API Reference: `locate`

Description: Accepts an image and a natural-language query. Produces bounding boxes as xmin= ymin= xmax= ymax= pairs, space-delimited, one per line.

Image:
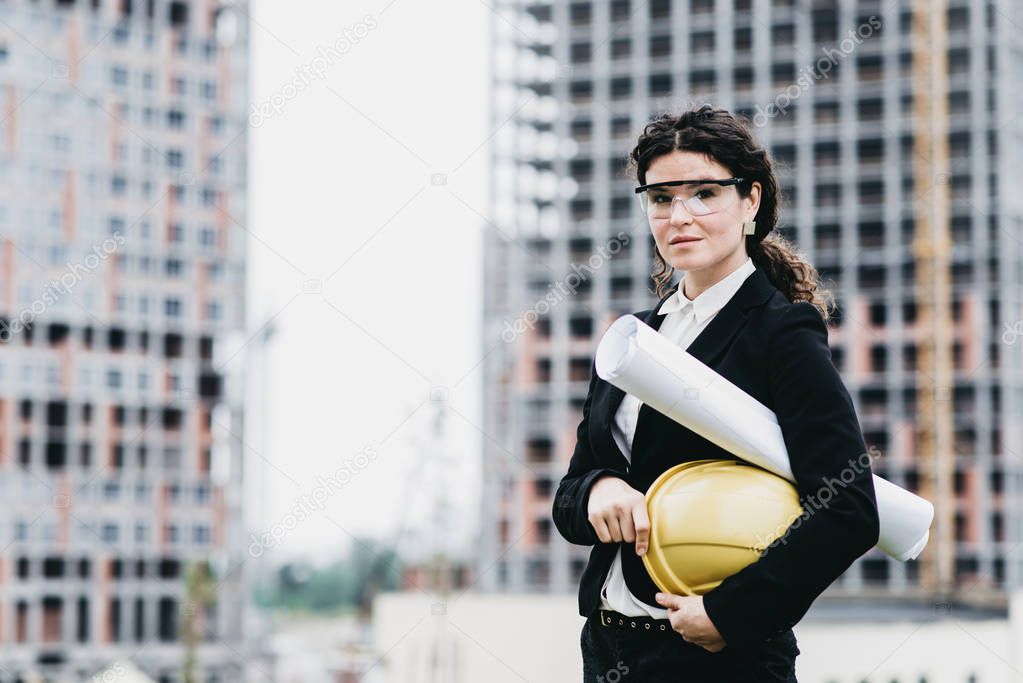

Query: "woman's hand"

xmin=654 ymin=593 xmax=726 ymax=652
xmin=586 ymin=475 xmax=650 ymax=555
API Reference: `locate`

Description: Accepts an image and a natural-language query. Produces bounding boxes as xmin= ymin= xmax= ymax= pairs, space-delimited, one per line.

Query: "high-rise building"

xmin=0 ymin=1 xmax=249 ymax=681
xmin=482 ymin=0 xmax=1023 ymax=605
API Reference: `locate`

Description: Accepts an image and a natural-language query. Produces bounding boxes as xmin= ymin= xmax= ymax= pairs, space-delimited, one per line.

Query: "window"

xmin=570 ymin=42 xmax=591 ymax=64
xmin=857 ymin=139 xmax=885 ymax=164
xmin=164 ymin=298 xmax=182 ymax=318
xmin=859 ymin=180 xmax=884 ymax=204
xmin=111 ymin=175 xmax=127 ymax=196
xmin=650 ymin=73 xmax=675 ymax=97
xmin=110 ymin=66 xmax=129 ymax=86
xmin=812 ymin=8 xmax=839 ymax=41
xmin=815 ymin=101 xmax=839 ymax=123
xmin=649 ymin=34 xmax=671 ymax=58
xmin=857 ymin=98 xmax=884 ymax=121
xmin=856 ymin=55 xmax=883 ymax=81
xmin=735 ymin=26 xmax=752 ymax=51
xmin=771 ymin=24 xmax=795 ymax=46
xmin=734 ymin=66 xmax=754 ymax=90
xmin=690 ymin=69 xmax=715 ymax=89
xmin=649 ymin=0 xmax=670 ymax=18
xmin=691 ymin=31 xmax=714 ymax=53
xmin=815 ymin=183 xmax=841 ymax=207
xmin=771 ymin=62 xmax=796 ymax=85
xmin=569 ymin=2 xmax=592 ymax=25
xmin=570 ymin=119 xmax=592 ymax=142
xmin=610 ymin=77 xmax=631 ymax=99
xmin=569 ymin=80 xmax=592 ymax=103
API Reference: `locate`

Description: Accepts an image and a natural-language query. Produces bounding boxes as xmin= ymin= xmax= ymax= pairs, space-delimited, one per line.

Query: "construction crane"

xmin=911 ymin=0 xmax=955 ymax=597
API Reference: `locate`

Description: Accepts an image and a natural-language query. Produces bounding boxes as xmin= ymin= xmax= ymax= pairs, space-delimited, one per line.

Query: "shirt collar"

xmin=657 ymin=257 xmax=756 ymax=323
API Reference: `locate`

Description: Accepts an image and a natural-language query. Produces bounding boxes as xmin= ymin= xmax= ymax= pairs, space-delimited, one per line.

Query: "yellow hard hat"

xmin=642 ymin=459 xmax=804 ymax=596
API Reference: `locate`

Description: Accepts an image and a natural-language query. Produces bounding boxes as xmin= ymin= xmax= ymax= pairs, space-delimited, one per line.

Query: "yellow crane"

xmin=911 ymin=0 xmax=955 ymax=597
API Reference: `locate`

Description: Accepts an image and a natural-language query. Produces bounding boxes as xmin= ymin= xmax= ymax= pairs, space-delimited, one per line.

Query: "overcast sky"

xmin=242 ymin=0 xmax=489 ymax=566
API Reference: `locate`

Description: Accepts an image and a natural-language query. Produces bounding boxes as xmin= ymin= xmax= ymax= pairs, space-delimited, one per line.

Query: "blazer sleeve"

xmin=701 ymin=301 xmax=881 ymax=649
xmin=552 ymin=361 xmax=627 ymax=546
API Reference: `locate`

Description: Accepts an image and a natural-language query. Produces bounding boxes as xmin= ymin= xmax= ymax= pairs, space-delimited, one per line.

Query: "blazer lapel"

xmin=602 ymin=267 xmax=777 ymax=467
xmin=603 ymin=287 xmax=675 ymax=421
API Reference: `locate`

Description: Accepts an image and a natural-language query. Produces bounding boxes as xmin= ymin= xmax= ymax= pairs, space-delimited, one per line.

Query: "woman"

xmin=551 ymin=105 xmax=880 ymax=682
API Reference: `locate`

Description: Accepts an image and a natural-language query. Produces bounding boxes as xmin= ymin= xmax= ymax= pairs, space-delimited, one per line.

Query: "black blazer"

xmin=553 ymin=266 xmax=881 ymax=652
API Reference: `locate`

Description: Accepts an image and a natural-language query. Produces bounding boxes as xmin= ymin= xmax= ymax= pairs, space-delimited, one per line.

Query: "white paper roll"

xmin=595 ymin=314 xmax=934 ymax=562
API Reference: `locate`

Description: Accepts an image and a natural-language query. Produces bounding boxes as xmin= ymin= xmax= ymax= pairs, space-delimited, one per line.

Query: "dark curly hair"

xmin=626 ymin=105 xmax=835 ymax=322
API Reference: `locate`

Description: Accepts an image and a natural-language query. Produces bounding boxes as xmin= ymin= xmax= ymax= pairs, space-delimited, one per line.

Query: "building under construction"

xmin=0 ymin=1 xmax=250 ymax=681
xmin=481 ymin=0 xmax=1023 ymax=609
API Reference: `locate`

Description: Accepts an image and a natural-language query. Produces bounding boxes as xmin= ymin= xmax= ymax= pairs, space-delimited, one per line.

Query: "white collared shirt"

xmin=599 ymin=256 xmax=757 ymax=618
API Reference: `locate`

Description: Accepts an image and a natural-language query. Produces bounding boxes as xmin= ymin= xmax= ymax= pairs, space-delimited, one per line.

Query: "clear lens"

xmin=639 ymin=184 xmax=734 ymax=218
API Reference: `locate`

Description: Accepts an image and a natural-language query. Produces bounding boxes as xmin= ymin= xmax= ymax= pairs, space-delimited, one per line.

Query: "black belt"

xmin=597 ymin=608 xmax=673 ymax=633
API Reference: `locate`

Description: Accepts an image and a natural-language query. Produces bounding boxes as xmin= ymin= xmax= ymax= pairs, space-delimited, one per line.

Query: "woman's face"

xmin=644 ymin=150 xmax=761 ymax=281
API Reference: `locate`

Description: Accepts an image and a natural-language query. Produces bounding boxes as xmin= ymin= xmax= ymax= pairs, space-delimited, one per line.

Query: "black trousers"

xmin=580 ymin=614 xmax=799 ymax=683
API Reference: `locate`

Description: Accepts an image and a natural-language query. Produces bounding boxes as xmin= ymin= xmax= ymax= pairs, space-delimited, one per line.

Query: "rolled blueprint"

xmin=595 ymin=314 xmax=933 ymax=561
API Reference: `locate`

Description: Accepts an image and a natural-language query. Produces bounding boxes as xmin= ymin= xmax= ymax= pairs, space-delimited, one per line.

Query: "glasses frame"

xmin=634 ymin=177 xmax=749 ymax=217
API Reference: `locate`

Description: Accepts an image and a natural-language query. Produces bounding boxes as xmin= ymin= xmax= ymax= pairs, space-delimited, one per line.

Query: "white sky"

xmin=241 ymin=0 xmax=490 ymax=566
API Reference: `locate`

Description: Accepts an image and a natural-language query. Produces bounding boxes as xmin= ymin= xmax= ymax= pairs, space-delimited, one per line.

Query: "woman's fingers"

xmin=667 ymin=608 xmax=687 ymax=636
xmin=632 ymin=502 xmax=651 ymax=555
xmin=587 ymin=479 xmax=651 ymax=548
xmin=618 ymin=504 xmax=636 ymax=544
xmin=605 ymin=514 xmax=624 ymax=543
xmin=588 ymin=513 xmax=611 ymax=544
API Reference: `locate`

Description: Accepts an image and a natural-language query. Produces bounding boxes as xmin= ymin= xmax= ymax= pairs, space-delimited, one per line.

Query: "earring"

xmin=743 ymin=220 xmax=756 ymax=235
